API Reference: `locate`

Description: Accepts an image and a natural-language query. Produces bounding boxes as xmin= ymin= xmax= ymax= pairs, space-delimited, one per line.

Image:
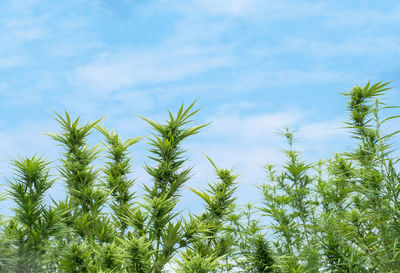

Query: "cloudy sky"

xmin=1 ymin=0 xmax=400 ymax=215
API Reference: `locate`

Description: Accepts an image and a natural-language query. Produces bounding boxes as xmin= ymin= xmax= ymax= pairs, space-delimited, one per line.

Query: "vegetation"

xmin=0 ymin=81 xmax=399 ymax=272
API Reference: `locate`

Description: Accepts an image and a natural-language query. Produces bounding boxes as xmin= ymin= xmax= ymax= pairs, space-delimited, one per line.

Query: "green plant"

xmin=96 ymin=125 xmax=142 ymax=235
xmin=5 ymin=156 xmax=67 ymax=272
xmin=0 ymin=80 xmax=398 ymax=272
xmin=187 ymin=156 xmax=238 ymax=272
xmin=260 ymin=81 xmax=400 ymax=272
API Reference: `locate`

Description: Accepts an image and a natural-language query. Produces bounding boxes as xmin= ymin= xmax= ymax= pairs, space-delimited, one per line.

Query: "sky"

xmin=1 ymin=0 xmax=400 ymax=216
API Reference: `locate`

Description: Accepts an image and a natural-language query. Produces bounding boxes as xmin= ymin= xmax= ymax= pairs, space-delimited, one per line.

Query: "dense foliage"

xmin=0 ymin=81 xmax=399 ymax=272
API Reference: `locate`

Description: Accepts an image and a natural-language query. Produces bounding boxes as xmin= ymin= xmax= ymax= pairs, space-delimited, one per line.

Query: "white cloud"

xmin=205 ymin=110 xmax=304 ymax=141
xmin=154 ymin=0 xmax=325 ymax=20
xmin=298 ymin=118 xmax=347 ymax=141
xmin=195 ymin=67 xmax=359 ymax=95
xmin=0 ymin=12 xmax=48 ymax=53
xmin=0 ymin=56 xmax=27 ymax=70
xmin=76 ymin=43 xmax=231 ymax=92
xmin=286 ymin=36 xmax=400 ymax=58
xmin=74 ymin=0 xmax=386 ymax=96
xmin=324 ymin=5 xmax=400 ymax=27
xmin=194 ymin=0 xmax=265 ymax=16
xmin=271 ymin=68 xmax=354 ymax=85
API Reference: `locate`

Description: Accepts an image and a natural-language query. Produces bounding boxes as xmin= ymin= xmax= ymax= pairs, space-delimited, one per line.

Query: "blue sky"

xmin=1 ymin=0 xmax=400 ymax=215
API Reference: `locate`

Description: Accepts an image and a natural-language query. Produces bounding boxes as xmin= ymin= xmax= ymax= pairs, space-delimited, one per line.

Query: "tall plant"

xmin=184 ymin=156 xmax=238 ymax=272
xmin=96 ymin=125 xmax=141 ymax=234
xmin=261 ymin=129 xmax=319 ymax=272
xmin=0 ymin=81 xmax=398 ymax=272
xmin=48 ymin=112 xmax=108 ymax=242
xmin=342 ymin=81 xmax=400 ymax=271
xmin=5 ymin=156 xmax=66 ymax=272
xmin=136 ymin=101 xmax=208 ymax=272
xmin=260 ymin=81 xmax=400 ymax=272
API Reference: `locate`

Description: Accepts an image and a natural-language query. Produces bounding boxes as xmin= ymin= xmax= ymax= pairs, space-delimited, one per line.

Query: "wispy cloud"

xmin=76 ymin=44 xmax=231 ymax=92
xmin=205 ymin=110 xmax=304 ymax=141
xmin=269 ymin=68 xmax=355 ymax=85
xmin=324 ymin=4 xmax=400 ymax=27
xmin=193 ymin=0 xmax=267 ymax=16
xmin=74 ymin=7 xmax=235 ymax=93
xmin=0 ymin=56 xmax=27 ymax=70
xmin=149 ymin=0 xmax=325 ymax=20
xmin=286 ymin=36 xmax=400 ymax=57
xmin=298 ymin=118 xmax=347 ymax=141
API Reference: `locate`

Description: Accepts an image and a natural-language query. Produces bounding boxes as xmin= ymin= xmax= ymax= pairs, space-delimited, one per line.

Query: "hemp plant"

xmin=261 ymin=129 xmax=319 ymax=272
xmin=313 ymin=155 xmax=368 ymax=273
xmin=341 ymin=81 xmax=400 ymax=271
xmin=4 ymin=156 xmax=67 ymax=272
xmin=182 ymin=156 xmax=238 ymax=272
xmin=96 ymin=125 xmax=142 ymax=234
xmin=48 ymin=112 xmax=109 ymax=242
xmin=227 ymin=203 xmax=277 ymax=273
xmin=131 ymin=101 xmax=208 ymax=272
xmin=48 ymin=112 xmax=118 ymax=273
xmin=259 ymin=81 xmax=400 ymax=272
xmin=0 ymin=80 xmax=398 ymax=272
xmin=0 ymin=193 xmax=10 ymax=272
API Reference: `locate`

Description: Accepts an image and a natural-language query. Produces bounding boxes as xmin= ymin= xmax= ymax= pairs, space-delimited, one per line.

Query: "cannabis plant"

xmin=0 ymin=80 xmax=398 ymax=273
xmin=182 ymin=156 xmax=238 ymax=272
xmin=96 ymin=125 xmax=141 ymax=235
xmin=260 ymin=81 xmax=400 ymax=272
xmin=4 ymin=156 xmax=67 ymax=272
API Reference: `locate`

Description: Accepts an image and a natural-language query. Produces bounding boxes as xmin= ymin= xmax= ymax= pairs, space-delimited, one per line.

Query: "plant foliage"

xmin=0 ymin=81 xmax=399 ymax=272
